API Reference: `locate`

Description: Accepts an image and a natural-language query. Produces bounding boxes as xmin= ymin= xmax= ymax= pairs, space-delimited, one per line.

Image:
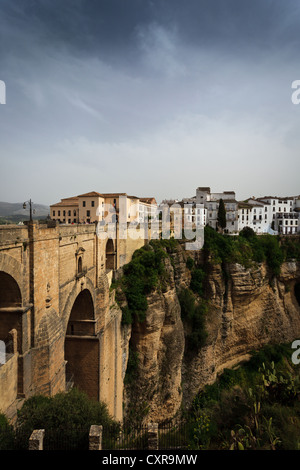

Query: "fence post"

xmin=148 ymin=423 xmax=158 ymax=450
xmin=29 ymin=429 xmax=45 ymax=450
xmin=89 ymin=425 xmax=103 ymax=450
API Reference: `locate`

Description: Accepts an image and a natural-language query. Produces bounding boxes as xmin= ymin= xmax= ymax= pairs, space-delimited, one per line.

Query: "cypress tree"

xmin=217 ymin=198 xmax=227 ymax=231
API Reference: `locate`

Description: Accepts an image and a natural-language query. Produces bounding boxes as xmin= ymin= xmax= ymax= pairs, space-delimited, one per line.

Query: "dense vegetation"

xmin=0 ymin=388 xmax=118 ymax=450
xmin=178 ymin=288 xmax=208 ymax=352
xmin=203 ymin=225 xmax=300 ymax=276
xmin=187 ymin=343 xmax=300 ymax=450
xmin=115 ymin=238 xmax=178 ymax=325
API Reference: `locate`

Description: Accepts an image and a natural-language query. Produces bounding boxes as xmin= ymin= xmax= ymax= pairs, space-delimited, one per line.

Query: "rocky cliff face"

xmin=123 ymin=242 xmax=300 ymax=423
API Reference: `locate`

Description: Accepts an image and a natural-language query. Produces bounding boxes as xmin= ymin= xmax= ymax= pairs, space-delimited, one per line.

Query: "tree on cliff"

xmin=217 ymin=199 xmax=226 ymax=232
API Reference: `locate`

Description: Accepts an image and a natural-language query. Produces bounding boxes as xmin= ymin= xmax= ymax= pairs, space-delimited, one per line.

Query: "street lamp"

xmin=23 ymin=199 xmax=35 ymax=221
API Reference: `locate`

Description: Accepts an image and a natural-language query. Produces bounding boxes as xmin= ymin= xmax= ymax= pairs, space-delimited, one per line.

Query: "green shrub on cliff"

xmin=203 ymin=225 xmax=289 ymax=276
xmin=190 ymin=267 xmax=206 ymax=296
xmin=119 ymin=239 xmax=178 ymax=324
xmin=178 ymin=287 xmax=208 ymax=351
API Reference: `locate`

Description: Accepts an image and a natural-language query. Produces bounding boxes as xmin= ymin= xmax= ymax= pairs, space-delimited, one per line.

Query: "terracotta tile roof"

xmin=238 ymin=201 xmax=253 ymax=209
xmin=139 ymin=197 xmax=157 ymax=205
xmin=77 ymin=191 xmax=105 ymax=198
xmin=101 ymin=193 xmax=128 ymax=197
xmin=50 ymin=197 xmax=79 ymax=207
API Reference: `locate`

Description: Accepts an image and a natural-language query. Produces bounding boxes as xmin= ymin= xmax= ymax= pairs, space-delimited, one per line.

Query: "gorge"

xmin=116 ymin=232 xmax=300 ymax=425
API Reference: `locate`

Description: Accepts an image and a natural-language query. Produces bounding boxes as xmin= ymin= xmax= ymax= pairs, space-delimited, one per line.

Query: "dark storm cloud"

xmin=1 ymin=0 xmax=300 ymax=60
xmin=0 ymin=1 xmax=299 ymax=204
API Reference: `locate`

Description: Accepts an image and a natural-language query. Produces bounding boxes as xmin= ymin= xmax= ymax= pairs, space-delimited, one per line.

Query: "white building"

xmin=138 ymin=197 xmax=158 ymax=223
xmin=196 ymin=187 xmax=238 ymax=233
xmin=257 ymin=196 xmax=300 ymax=234
xmin=162 ymin=189 xmax=300 ymax=237
xmin=243 ymin=198 xmax=273 ymax=234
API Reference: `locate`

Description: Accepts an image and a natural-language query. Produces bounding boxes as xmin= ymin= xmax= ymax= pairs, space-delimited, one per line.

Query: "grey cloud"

xmin=0 ymin=0 xmax=299 ymax=205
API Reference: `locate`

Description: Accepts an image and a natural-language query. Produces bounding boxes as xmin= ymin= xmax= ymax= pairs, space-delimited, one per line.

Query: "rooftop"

xmin=77 ymin=191 xmax=105 ymax=198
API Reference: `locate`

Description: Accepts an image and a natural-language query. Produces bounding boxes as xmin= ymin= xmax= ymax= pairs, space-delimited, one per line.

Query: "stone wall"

xmin=0 ymin=222 xmax=147 ymax=421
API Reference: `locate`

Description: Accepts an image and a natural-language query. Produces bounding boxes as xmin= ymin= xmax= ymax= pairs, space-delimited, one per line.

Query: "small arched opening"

xmin=77 ymin=256 xmax=83 ymax=274
xmin=105 ymin=238 xmax=115 ymax=271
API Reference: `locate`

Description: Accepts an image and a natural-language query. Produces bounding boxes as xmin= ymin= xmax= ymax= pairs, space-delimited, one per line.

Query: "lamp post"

xmin=23 ymin=199 xmax=35 ymax=221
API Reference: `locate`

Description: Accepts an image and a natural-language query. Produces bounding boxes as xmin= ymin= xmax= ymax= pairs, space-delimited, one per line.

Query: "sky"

xmin=0 ymin=0 xmax=300 ymax=206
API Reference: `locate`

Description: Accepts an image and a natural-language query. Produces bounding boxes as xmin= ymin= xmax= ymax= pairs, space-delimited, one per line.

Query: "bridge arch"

xmin=61 ymin=277 xmax=96 ymax=334
xmin=64 ymin=286 xmax=99 ymax=399
xmin=0 ymin=253 xmax=24 ymax=306
xmin=0 ymin=271 xmax=22 ymax=308
xmin=0 ymin=270 xmax=23 ymax=355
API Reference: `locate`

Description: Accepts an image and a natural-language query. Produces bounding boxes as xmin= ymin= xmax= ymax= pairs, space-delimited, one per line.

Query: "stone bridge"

xmin=0 ymin=220 xmax=146 ymax=421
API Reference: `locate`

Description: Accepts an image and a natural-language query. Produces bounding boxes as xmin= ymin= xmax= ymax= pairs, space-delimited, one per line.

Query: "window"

xmin=68 ymin=219 xmax=71 ymax=224
xmin=87 ymin=210 xmax=90 ymax=217
xmin=73 ymin=219 xmax=76 ymax=223
xmin=53 ymin=210 xmax=55 ymax=216
xmin=63 ymin=210 xmax=66 ymax=216
xmin=91 ymin=200 xmax=95 ymax=207
xmin=74 ymin=210 xmax=76 ymax=216
xmin=83 ymin=201 xmax=86 ymax=207
xmin=273 ymin=207 xmax=275 ymax=212
xmin=78 ymin=257 xmax=82 ymax=274
xmin=68 ymin=210 xmax=71 ymax=216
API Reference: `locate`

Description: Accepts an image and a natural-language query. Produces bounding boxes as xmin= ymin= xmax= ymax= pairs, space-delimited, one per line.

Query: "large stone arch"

xmin=0 ymin=258 xmax=25 ymax=357
xmin=0 ymin=253 xmax=25 ymax=306
xmin=61 ymin=276 xmax=96 ymax=335
xmin=0 ymin=271 xmax=22 ymax=308
xmin=63 ymin=279 xmax=100 ymax=399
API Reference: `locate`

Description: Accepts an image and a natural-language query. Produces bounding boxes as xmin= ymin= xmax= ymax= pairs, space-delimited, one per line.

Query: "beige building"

xmin=77 ymin=191 xmax=105 ymax=224
xmin=50 ymin=192 xmax=157 ymax=225
xmin=50 ymin=197 xmax=79 ymax=224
